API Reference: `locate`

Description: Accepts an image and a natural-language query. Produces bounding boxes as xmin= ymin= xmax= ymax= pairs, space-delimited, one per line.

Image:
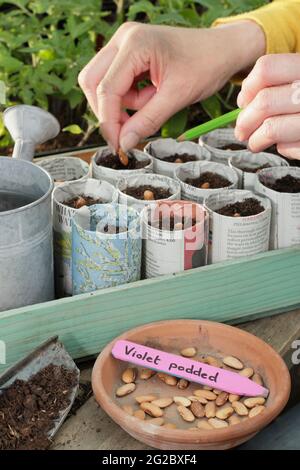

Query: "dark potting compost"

xmin=0 ymin=191 xmax=36 ymax=212
xmin=97 ymin=152 xmax=149 ymax=170
xmin=237 ymin=164 xmax=271 ymax=173
xmin=220 ymin=143 xmax=247 ymax=151
xmin=124 ymin=185 xmax=172 ymax=200
xmin=216 ymin=198 xmax=265 ymax=217
xmin=185 ymin=172 xmax=231 ymax=189
xmin=63 ymin=195 xmax=104 ymax=209
xmin=0 ymin=364 xmax=78 ymax=450
xmin=161 ymin=153 xmax=198 ymax=164
xmin=150 ymin=215 xmax=196 ymax=231
xmin=264 ymin=175 xmax=300 ymax=193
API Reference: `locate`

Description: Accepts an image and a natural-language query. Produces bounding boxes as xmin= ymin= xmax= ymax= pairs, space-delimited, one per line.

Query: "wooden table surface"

xmin=52 ymin=308 xmax=300 ymax=450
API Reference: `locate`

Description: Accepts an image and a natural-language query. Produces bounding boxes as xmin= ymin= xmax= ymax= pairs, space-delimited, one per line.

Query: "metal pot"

xmin=0 ymin=105 xmax=60 ymax=311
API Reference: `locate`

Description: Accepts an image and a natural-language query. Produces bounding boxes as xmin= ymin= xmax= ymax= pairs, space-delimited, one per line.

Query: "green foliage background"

xmin=0 ymin=0 xmax=269 ymax=148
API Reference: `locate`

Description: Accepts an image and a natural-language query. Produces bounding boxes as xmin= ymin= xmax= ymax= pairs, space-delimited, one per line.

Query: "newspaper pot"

xmin=72 ymin=203 xmax=141 ymax=294
xmin=141 ymin=200 xmax=208 ymax=278
xmin=205 ymin=190 xmax=271 ymax=264
xmin=255 ymin=167 xmax=300 ymax=249
xmin=175 ymin=161 xmax=238 ymax=204
xmin=0 ymin=156 xmax=54 ymax=311
xmin=199 ymin=128 xmax=248 ymax=165
xmin=53 ymin=178 xmax=118 ymax=297
xmin=117 ymin=173 xmax=181 ymax=212
xmin=229 ymin=151 xmax=288 ymax=190
xmin=144 ymin=138 xmax=211 ymax=177
xmin=91 ymin=146 xmax=153 ymax=186
xmin=37 ymin=156 xmax=90 ymax=185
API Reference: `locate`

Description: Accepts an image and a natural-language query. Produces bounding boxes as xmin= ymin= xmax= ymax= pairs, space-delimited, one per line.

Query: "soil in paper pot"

xmin=263 ymin=174 xmax=300 ymax=193
xmin=97 ymin=151 xmax=150 ymax=170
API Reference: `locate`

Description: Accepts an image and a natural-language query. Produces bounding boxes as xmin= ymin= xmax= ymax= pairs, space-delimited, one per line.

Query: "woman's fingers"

xmin=235 ymin=84 xmax=300 ymax=141
xmin=122 ymin=85 xmax=156 ymax=110
xmin=237 ymin=54 xmax=300 ymax=108
xmin=277 ymin=141 xmax=300 ymax=160
xmin=247 ymin=114 xmax=300 ymax=152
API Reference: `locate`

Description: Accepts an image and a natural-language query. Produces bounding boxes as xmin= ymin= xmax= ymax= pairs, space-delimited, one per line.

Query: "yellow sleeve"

xmin=213 ymin=0 xmax=300 ymax=54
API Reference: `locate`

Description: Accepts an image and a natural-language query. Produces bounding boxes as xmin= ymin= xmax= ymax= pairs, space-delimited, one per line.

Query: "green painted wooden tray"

xmin=0 ymin=246 xmax=300 ymax=373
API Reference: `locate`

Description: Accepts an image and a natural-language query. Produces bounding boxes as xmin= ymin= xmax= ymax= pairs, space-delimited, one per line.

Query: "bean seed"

xmin=239 ymin=367 xmax=254 ymax=378
xmin=180 ymin=347 xmax=197 ymax=358
xmin=233 ymin=213 xmax=241 ymax=217
xmin=157 ymin=373 xmax=177 ymax=386
xmin=216 ymin=406 xmax=234 ymax=420
xmin=194 ymin=390 xmax=217 ymax=401
xmin=152 ymin=397 xmax=173 ymax=408
xmin=205 ymin=401 xmax=216 ymax=418
xmin=140 ymin=402 xmax=163 ymax=418
xmin=232 ymin=401 xmax=249 ymax=416
xmin=190 ymin=401 xmax=205 ymax=418
xmin=203 ymin=385 xmax=213 ymax=391
xmin=177 ymin=379 xmax=189 ymax=390
xmin=252 ymin=373 xmax=264 ymax=386
xmin=118 ymin=148 xmax=129 ymax=166
xmin=244 ymin=397 xmax=266 ymax=409
xmin=249 ymin=405 xmax=265 ymax=418
xmin=197 ymin=420 xmax=213 ymax=430
xmin=175 ymin=158 xmax=183 ymax=164
xmin=139 ymin=369 xmax=156 ymax=380
xmin=216 ymin=392 xmax=229 ymax=407
xmin=229 ymin=394 xmax=240 ymax=403
xmin=204 ymin=356 xmax=222 ymax=368
xmin=201 ymin=182 xmax=210 ymax=189
xmin=148 ymin=417 xmax=164 ymax=426
xmin=213 ymin=389 xmax=222 ymax=395
xmin=122 ymin=405 xmax=133 ymax=415
xmin=222 ymin=356 xmax=244 ymax=370
xmin=144 ymin=190 xmax=154 ymax=201
xmin=208 ymin=418 xmax=229 ymax=429
xmin=177 ymin=405 xmax=195 ymax=423
xmin=173 ymin=396 xmax=191 ymax=407
xmin=228 ymin=415 xmax=242 ymax=426
xmin=135 ymin=395 xmax=157 ymax=404
xmin=134 ymin=410 xmax=145 ymax=420
xmin=74 ymin=197 xmax=86 ymax=209
xmin=116 ymin=383 xmax=136 ymax=397
xmin=122 ymin=367 xmax=137 ymax=384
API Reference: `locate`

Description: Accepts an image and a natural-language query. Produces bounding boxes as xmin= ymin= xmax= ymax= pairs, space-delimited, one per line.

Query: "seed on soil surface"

xmin=216 ymin=406 xmax=234 ymax=420
xmin=64 ymin=195 xmax=103 ymax=209
xmin=229 ymin=394 xmax=240 ymax=403
xmin=233 ymin=213 xmax=240 ymax=217
xmin=152 ymin=398 xmax=173 ymax=408
xmin=200 ymin=182 xmax=210 ymax=189
xmin=190 ymin=401 xmax=205 ymax=418
xmin=244 ymin=397 xmax=266 ymax=409
xmin=143 ymin=190 xmax=155 ymax=201
xmin=177 ymin=379 xmax=189 ymax=390
xmin=175 ymin=158 xmax=183 ymax=164
xmin=163 ymin=423 xmax=177 ymax=429
xmin=216 ymin=199 xmax=264 ymax=217
xmin=139 ymin=369 xmax=156 ymax=380
xmin=252 ymin=373 xmax=264 ymax=386
xmin=177 ymin=405 xmax=195 ymax=423
xmin=197 ymin=419 xmax=213 ymax=430
xmin=122 ymin=405 xmax=134 ymax=415
xmin=194 ymin=390 xmax=217 ymax=401
xmin=134 ymin=410 xmax=145 ymax=420
xmin=208 ymin=418 xmax=229 ymax=429
xmin=205 ymin=401 xmax=216 ymax=419
xmin=157 ymin=373 xmax=177 ymax=386
xmin=239 ymin=368 xmax=254 ymax=378
xmin=249 ymin=405 xmax=266 ymax=418
xmin=228 ymin=415 xmax=242 ymax=425
xmin=118 ymin=148 xmax=129 ymax=167
xmin=116 ymin=383 xmax=136 ymax=397
xmin=232 ymin=401 xmax=249 ymax=416
xmin=180 ymin=347 xmax=197 ymax=357
xmin=135 ymin=395 xmax=157 ymax=404
xmin=222 ymin=356 xmax=244 ymax=370
xmin=186 ymin=172 xmax=231 ymax=190
xmin=148 ymin=417 xmax=165 ymax=426
xmin=140 ymin=402 xmax=163 ymax=418
xmin=173 ymin=396 xmax=191 ymax=407
xmin=163 ymin=153 xmax=198 ymax=164
xmin=216 ymin=392 xmax=229 ymax=407
xmin=122 ymin=367 xmax=137 ymax=384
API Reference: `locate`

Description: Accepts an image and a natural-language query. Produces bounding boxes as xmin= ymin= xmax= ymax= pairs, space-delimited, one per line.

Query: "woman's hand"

xmin=236 ymin=54 xmax=300 ymax=160
xmin=78 ymin=21 xmax=265 ymax=151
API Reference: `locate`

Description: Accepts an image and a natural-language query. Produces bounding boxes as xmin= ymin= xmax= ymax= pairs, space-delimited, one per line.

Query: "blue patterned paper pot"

xmin=72 ymin=203 xmax=142 ymax=294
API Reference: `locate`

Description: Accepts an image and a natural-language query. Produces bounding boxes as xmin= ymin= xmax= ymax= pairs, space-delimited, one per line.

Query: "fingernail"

xmin=120 ymin=131 xmax=139 ymax=152
xmin=237 ymin=92 xmax=244 ymax=109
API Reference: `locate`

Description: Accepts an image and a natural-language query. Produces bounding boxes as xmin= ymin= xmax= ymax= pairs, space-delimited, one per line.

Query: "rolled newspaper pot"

xmin=199 ymin=128 xmax=248 ymax=165
xmin=205 ymin=190 xmax=271 ymax=264
xmin=144 ymin=138 xmax=210 ymax=177
xmin=229 ymin=151 xmax=289 ymax=190
xmin=117 ymin=173 xmax=181 ymax=212
xmin=174 ymin=161 xmax=238 ymax=204
xmin=37 ymin=156 xmax=90 ymax=185
xmin=91 ymin=146 xmax=153 ymax=185
xmin=141 ymin=200 xmax=208 ymax=278
xmin=53 ymin=178 xmax=118 ymax=296
xmin=72 ymin=203 xmax=141 ymax=294
xmin=255 ymin=167 xmax=300 ymax=249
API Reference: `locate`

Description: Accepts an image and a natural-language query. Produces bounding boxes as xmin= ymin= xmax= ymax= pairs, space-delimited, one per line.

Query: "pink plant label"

xmin=112 ymin=340 xmax=269 ymax=397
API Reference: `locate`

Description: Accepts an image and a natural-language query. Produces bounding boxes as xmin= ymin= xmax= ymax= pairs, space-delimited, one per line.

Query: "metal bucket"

xmin=0 ymin=105 xmax=60 ymax=312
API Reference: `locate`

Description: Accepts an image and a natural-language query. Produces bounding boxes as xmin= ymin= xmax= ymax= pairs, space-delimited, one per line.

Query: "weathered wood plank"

xmin=1 ymin=247 xmax=300 ymax=373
